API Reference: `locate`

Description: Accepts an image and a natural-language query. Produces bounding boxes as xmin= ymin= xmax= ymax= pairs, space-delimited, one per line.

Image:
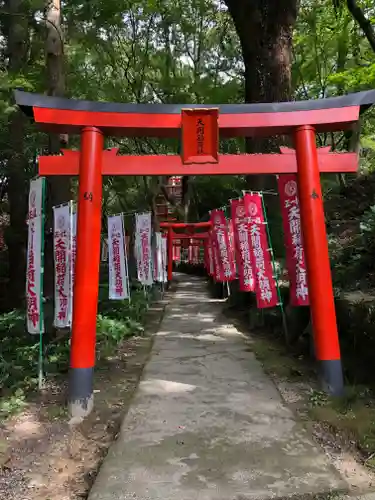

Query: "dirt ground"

xmin=0 ymin=299 xmax=167 ymax=500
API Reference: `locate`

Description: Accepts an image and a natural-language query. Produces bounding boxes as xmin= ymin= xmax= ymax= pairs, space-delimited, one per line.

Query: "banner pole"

xmin=161 ymin=234 xmax=165 ymax=298
xmin=121 ymin=213 xmax=131 ymax=303
xmin=260 ymin=192 xmax=289 ymax=342
xmin=69 ymin=200 xmax=74 ymax=326
xmin=38 ymin=177 xmax=46 ymax=390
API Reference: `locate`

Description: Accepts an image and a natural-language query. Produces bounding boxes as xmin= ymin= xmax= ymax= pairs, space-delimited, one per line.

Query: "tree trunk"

xmin=225 ymin=0 xmax=298 ymax=185
xmin=224 ymin=0 xmax=298 ymax=254
xmin=45 ymin=0 xmax=69 ymax=194
xmin=4 ymin=0 xmax=30 ymax=309
xmin=44 ymin=0 xmax=71 ymax=314
xmin=346 ymin=0 xmax=375 ymax=53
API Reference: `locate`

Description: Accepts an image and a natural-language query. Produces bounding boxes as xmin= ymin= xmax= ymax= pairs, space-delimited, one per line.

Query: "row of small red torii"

xmin=15 ymin=88 xmax=374 ymax=417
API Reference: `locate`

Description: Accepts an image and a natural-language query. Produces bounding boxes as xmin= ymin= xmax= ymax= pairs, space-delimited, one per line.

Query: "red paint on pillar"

xmin=168 ymin=227 xmax=173 ymax=282
xmin=294 ymin=125 xmax=341 ymax=361
xmin=70 ymin=127 xmax=104 ymax=369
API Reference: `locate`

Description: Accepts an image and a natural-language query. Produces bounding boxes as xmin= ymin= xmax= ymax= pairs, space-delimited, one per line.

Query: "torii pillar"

xmin=69 ymin=127 xmax=103 ymax=417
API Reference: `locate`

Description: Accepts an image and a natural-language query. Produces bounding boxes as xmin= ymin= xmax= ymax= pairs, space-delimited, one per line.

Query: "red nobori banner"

xmin=203 ymin=242 xmax=208 ymax=271
xmin=203 ymin=242 xmax=209 ymax=272
xmin=210 ymin=230 xmax=222 ymax=281
xmin=244 ymin=193 xmax=278 ymax=308
xmin=172 ymin=241 xmax=181 ymax=262
xmin=210 ymin=209 xmax=236 ymax=281
xmin=192 ymin=244 xmax=200 ymax=265
xmin=277 ymin=175 xmax=309 ymax=306
xmin=206 ymin=238 xmax=215 ymax=276
xmin=227 ymin=218 xmax=237 ymax=274
xmin=188 ymin=241 xmax=194 ymax=264
xmin=231 ymin=199 xmax=255 ymax=292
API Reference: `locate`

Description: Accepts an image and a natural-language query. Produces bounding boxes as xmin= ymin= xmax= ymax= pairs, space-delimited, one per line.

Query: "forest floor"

xmin=0 ymin=295 xmax=169 ymax=500
xmin=223 ymin=306 xmax=375 ymax=498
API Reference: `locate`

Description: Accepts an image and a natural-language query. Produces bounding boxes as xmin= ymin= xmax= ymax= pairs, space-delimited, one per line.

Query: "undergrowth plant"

xmin=0 ymin=283 xmax=155 ymax=419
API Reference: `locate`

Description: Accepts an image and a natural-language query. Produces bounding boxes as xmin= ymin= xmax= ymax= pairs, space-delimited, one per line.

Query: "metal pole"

xmin=260 ymin=192 xmax=289 ymax=343
xmin=38 ymin=177 xmax=46 ymax=390
xmin=68 ymin=126 xmax=104 ymax=418
xmin=294 ymin=125 xmax=344 ymax=396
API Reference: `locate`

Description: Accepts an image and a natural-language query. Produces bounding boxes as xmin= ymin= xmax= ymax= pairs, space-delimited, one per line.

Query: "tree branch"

xmin=347 ymin=0 xmax=375 ymax=53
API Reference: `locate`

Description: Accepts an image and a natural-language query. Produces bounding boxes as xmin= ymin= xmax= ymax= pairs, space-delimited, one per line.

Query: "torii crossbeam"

xmin=15 ymin=89 xmax=375 ymax=417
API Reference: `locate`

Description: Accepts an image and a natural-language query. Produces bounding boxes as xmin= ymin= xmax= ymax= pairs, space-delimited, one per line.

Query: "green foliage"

xmin=0 ymin=286 xmax=153 ymax=419
xmin=0 ymin=310 xmax=39 ymax=392
xmin=330 ymin=204 xmax=375 ymax=289
xmin=309 ymin=389 xmax=329 ymax=408
xmin=96 ymin=287 xmax=151 ymax=352
xmin=293 ymin=0 xmax=375 ymax=164
xmin=335 ymin=298 xmax=375 ymax=385
xmin=192 ymin=175 xmax=245 ymax=220
xmin=61 ymin=0 xmax=245 ymax=218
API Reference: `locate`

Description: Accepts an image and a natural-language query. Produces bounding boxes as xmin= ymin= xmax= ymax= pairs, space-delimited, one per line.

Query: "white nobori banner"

xmin=28 ymin=177 xmax=44 ymax=220
xmin=26 ymin=215 xmax=44 ymax=334
xmin=154 ymin=232 xmax=164 ymax=282
xmin=135 ymin=212 xmax=153 ymax=286
xmin=72 ymin=211 xmax=77 ymax=291
xmin=53 ymin=204 xmax=72 ymax=328
xmin=161 ymin=235 xmax=168 ymax=283
xmin=26 ymin=177 xmax=45 ymax=335
xmin=108 ymin=215 xmax=129 ymax=300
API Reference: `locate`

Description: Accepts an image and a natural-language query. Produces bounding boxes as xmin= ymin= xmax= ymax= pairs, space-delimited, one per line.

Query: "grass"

xmin=250 ymin=336 xmax=305 ymax=379
xmin=43 ymin=404 xmax=69 ymax=420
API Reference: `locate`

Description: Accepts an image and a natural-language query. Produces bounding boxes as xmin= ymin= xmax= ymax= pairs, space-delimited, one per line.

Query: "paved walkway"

xmin=89 ymin=275 xmax=346 ymax=500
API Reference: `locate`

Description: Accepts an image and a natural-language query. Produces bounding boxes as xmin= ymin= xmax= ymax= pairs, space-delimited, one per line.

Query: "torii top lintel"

xmin=14 ymin=89 xmax=375 ymax=138
xmin=160 ymin=222 xmax=211 ymax=229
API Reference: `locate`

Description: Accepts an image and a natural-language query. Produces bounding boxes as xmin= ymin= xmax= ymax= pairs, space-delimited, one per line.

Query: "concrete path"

xmin=89 ymin=275 xmax=346 ymax=500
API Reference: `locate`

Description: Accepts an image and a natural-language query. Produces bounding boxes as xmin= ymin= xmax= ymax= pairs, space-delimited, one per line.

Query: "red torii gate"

xmin=14 ymin=89 xmax=375 ymax=417
xmin=160 ymin=221 xmax=211 ymax=281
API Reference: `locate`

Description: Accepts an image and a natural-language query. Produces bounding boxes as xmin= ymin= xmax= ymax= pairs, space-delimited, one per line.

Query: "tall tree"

xmin=45 ymin=0 xmax=67 ymax=158
xmin=44 ymin=0 xmax=70 ymax=307
xmin=4 ymin=0 xmax=31 ymax=307
xmin=224 ymin=0 xmax=298 ymax=196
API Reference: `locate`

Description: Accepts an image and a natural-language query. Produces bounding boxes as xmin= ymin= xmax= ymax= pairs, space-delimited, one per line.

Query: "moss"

xmin=309 ymin=388 xmax=375 ymax=456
